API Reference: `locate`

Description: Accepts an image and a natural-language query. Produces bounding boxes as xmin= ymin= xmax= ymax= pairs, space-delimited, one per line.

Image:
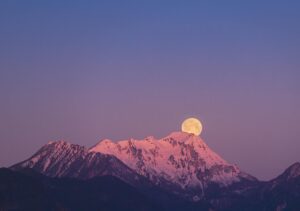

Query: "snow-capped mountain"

xmin=7 ymin=133 xmax=300 ymax=210
xmin=11 ymin=141 xmax=151 ymax=187
xmin=89 ymin=132 xmax=255 ymax=191
xmin=11 ymin=131 xmax=256 ymax=198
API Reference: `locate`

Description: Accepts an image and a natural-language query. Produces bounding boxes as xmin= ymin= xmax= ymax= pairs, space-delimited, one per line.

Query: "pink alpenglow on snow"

xmin=89 ymin=131 xmax=253 ymax=189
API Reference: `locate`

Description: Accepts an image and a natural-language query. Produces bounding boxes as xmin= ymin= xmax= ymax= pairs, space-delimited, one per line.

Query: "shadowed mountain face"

xmin=7 ymin=132 xmax=300 ymax=210
xmin=1 ymin=164 xmax=300 ymax=211
xmin=258 ymin=163 xmax=300 ymax=210
xmin=0 ymin=168 xmax=161 ymax=211
xmin=224 ymin=162 xmax=300 ymax=211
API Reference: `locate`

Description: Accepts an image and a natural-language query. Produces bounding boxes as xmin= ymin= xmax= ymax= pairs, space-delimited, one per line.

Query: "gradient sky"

xmin=0 ymin=0 xmax=299 ymax=180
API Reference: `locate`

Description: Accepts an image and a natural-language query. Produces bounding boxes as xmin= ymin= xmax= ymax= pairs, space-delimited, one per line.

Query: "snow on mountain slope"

xmin=11 ymin=141 xmax=149 ymax=187
xmin=12 ymin=141 xmax=87 ymax=177
xmin=89 ymin=131 xmax=251 ymax=190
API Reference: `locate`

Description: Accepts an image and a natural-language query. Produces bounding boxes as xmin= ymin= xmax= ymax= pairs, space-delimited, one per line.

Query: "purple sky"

xmin=0 ymin=1 xmax=299 ymax=180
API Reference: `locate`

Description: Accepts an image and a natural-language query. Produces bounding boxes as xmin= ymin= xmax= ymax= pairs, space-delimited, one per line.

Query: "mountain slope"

xmin=6 ymin=133 xmax=300 ymax=210
xmin=11 ymin=141 xmax=151 ymax=188
xmin=0 ymin=168 xmax=162 ymax=211
xmin=258 ymin=162 xmax=300 ymax=211
xmin=224 ymin=162 xmax=300 ymax=211
xmin=271 ymin=162 xmax=300 ymax=183
xmin=89 ymin=131 xmax=256 ymax=197
xmin=3 ymin=163 xmax=300 ymax=211
xmin=11 ymin=132 xmax=257 ymax=200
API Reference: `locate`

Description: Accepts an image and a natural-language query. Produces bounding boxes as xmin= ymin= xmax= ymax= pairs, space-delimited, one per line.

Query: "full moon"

xmin=181 ymin=117 xmax=203 ymax=136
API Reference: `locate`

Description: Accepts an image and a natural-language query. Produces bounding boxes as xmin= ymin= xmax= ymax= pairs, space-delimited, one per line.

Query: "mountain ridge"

xmin=89 ymin=131 xmax=255 ymax=188
xmin=4 ymin=162 xmax=300 ymax=211
xmin=11 ymin=140 xmax=155 ymax=190
xmin=12 ymin=131 xmax=257 ymax=199
xmin=7 ymin=131 xmax=300 ymax=210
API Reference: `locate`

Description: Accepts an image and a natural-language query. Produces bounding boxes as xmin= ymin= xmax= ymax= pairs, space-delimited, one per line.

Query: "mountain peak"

xmin=46 ymin=140 xmax=72 ymax=147
xmin=89 ymin=131 xmax=242 ymax=190
xmin=284 ymin=162 xmax=300 ymax=179
xmin=271 ymin=162 xmax=300 ymax=183
xmin=44 ymin=140 xmax=86 ymax=153
xmin=92 ymin=139 xmax=113 ymax=147
xmin=11 ymin=140 xmax=87 ymax=175
xmin=165 ymin=131 xmax=207 ymax=145
xmin=168 ymin=131 xmax=193 ymax=138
